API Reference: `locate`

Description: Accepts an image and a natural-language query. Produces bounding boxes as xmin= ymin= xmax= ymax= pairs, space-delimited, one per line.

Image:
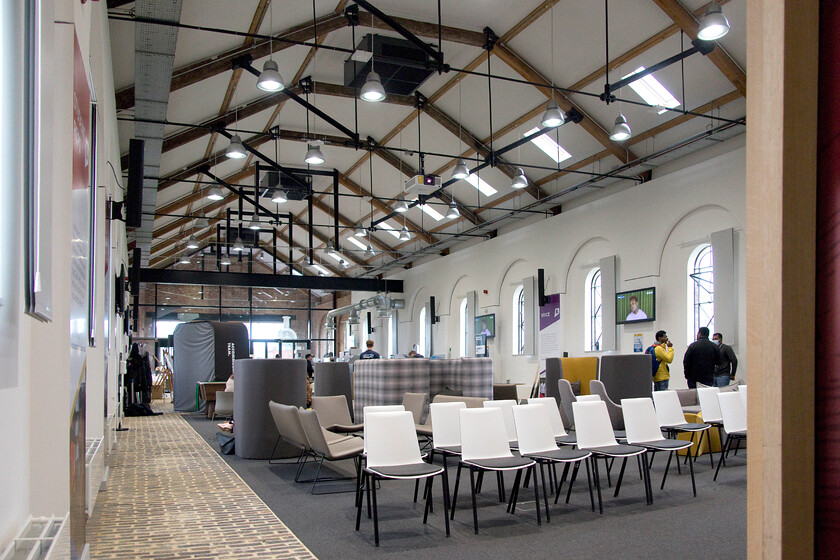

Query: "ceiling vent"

xmin=259 ymin=170 xmax=312 ymax=201
xmin=344 ymin=34 xmax=434 ymax=96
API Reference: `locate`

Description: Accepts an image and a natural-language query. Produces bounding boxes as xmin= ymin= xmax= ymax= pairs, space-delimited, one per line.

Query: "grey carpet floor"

xmin=184 ymin=413 xmax=746 ymax=559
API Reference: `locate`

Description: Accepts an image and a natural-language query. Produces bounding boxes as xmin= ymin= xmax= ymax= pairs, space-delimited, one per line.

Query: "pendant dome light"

xmin=451 ymin=158 xmax=470 ymax=180
xmin=195 ymin=211 xmax=210 ymax=228
xmin=340 ymin=259 xmax=349 ymax=270
xmin=257 ymin=60 xmax=285 ymax=92
xmin=232 ymin=236 xmax=245 ymax=252
xmin=179 ymin=255 xmax=191 ymax=265
xmin=271 ymin=189 xmax=287 ymax=203
xmin=247 ymin=217 xmax=261 ymax=230
xmin=540 ymin=100 xmax=565 ymax=128
xmin=399 ymin=226 xmax=411 ymax=241
xmin=360 ymin=70 xmax=386 ymax=102
xmin=697 ymin=3 xmax=730 ymax=41
xmin=206 ymin=185 xmax=224 ymax=201
xmin=366 ymin=243 xmax=376 ymax=256
xmin=186 ymin=235 xmax=199 ymax=249
xmin=609 ymin=114 xmax=632 ymax=141
xmin=304 ymin=142 xmax=325 ymax=165
xmin=446 ymin=201 xmax=460 ymax=219
xmin=220 ymin=254 xmax=231 ymax=266
xmin=324 ymin=241 xmax=336 ymax=256
xmin=225 ymin=134 xmax=247 ymax=159
xmin=395 ymin=199 xmax=409 ymax=213
xmin=511 ymin=168 xmax=528 ymax=189
xmin=354 ymin=225 xmax=368 ymax=237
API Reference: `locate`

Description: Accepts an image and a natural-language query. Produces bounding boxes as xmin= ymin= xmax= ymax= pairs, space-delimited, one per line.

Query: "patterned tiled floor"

xmin=87 ymin=406 xmax=317 ymax=560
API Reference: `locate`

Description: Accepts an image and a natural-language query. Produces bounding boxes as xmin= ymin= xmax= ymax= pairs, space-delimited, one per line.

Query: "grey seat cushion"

xmin=368 ymin=462 xmax=444 ymax=478
xmin=462 ymin=456 xmax=533 ymax=470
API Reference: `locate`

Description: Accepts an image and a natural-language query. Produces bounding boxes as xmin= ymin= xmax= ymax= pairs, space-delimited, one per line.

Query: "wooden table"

xmin=198 ymin=382 xmax=228 ymax=418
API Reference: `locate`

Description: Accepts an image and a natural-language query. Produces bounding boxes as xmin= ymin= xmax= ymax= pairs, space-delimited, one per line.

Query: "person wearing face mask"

xmin=712 ymin=333 xmax=738 ymax=387
xmin=683 ymin=326 xmax=722 ymax=388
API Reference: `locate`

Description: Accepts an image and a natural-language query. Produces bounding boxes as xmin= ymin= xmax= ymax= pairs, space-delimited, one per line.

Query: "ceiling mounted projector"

xmin=404 ymin=174 xmax=441 ymax=196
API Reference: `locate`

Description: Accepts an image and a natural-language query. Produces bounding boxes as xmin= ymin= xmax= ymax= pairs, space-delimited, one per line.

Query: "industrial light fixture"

xmin=395 ymin=199 xmax=409 ymax=213
xmin=195 ymin=211 xmax=210 ymax=228
xmin=271 ymin=189 xmax=287 ymax=203
xmin=354 ymin=225 xmax=367 ymax=237
xmin=366 ymin=243 xmax=376 ymax=256
xmin=225 ymin=134 xmax=247 ymax=159
xmin=232 ymin=236 xmax=245 ymax=252
xmin=324 ymin=241 xmax=336 ymax=255
xmin=697 ymin=3 xmax=730 ymax=41
xmin=348 ymin=310 xmax=360 ymax=325
xmin=360 ymin=71 xmax=386 ymax=102
xmin=340 ymin=259 xmax=349 ymax=270
xmin=446 ymin=201 xmax=460 ymax=219
xmin=511 ymin=168 xmax=528 ymax=189
xmin=247 ymin=217 xmax=261 ymax=230
xmin=304 ymin=141 xmax=325 ymax=165
xmin=206 ymin=185 xmax=224 ymax=201
xmin=399 ymin=226 xmax=411 ymax=241
xmin=186 ymin=235 xmax=199 ymax=249
xmin=609 ymin=114 xmax=632 ymax=141
xmin=451 ymin=158 xmax=470 ymax=180
xmin=540 ymin=100 xmax=565 ymax=128
xmin=220 ymin=254 xmax=231 ymax=266
xmin=179 ymin=255 xmax=191 ymax=265
xmin=256 ymin=59 xmax=285 ymax=92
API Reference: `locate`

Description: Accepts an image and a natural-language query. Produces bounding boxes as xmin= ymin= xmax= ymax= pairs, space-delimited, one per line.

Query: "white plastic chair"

xmin=357 ymin=411 xmax=450 ymax=546
xmin=621 ymin=398 xmax=696 ymax=496
xmin=212 ymin=391 xmax=234 ymax=420
xmin=362 ymin=405 xmax=405 ymax=454
xmin=577 ymin=394 xmax=601 ymax=402
xmin=527 ymin=397 xmax=576 ymax=445
xmin=482 ymin=399 xmax=518 ymax=445
xmin=652 ymin=390 xmax=710 ymax=463
xmin=454 ymin=407 xmax=539 ymax=534
xmin=572 ymin=400 xmax=650 ymax=513
xmin=513 ymin=404 xmax=594 ymax=520
xmin=697 ymin=387 xmax=723 ymax=467
xmin=714 ymin=392 xmax=747 ymax=480
xmin=739 ymin=385 xmax=748 ymax=412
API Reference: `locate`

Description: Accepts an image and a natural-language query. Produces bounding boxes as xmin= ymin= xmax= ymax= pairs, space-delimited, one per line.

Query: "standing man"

xmin=359 ymin=339 xmax=381 ymax=359
xmin=683 ymin=326 xmax=721 ymax=388
xmin=712 ymin=333 xmax=738 ymax=387
xmin=652 ymin=330 xmax=674 ymax=391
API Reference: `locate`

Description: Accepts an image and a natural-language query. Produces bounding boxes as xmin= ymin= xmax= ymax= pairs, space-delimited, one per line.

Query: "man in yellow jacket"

xmin=653 ymin=330 xmax=675 ymax=391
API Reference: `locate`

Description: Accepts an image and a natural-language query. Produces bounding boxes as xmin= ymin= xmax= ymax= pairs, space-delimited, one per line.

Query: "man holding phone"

xmin=652 ymin=330 xmax=674 ymax=391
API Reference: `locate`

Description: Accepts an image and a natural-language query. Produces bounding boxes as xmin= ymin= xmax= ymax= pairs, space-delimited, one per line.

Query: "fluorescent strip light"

xmin=622 ymin=66 xmax=681 ymax=114
xmin=525 ymin=127 xmax=573 ymax=164
xmin=465 ymin=174 xmax=497 ymax=196
xmin=411 ymin=198 xmax=445 ymax=221
xmin=378 ymin=222 xmax=402 ymax=239
xmin=346 ymin=236 xmax=367 ymax=250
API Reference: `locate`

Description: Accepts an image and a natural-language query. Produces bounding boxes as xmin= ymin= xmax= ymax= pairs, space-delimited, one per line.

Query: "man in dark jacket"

xmin=683 ymin=326 xmax=722 ymax=388
xmin=712 ymin=333 xmax=738 ymax=386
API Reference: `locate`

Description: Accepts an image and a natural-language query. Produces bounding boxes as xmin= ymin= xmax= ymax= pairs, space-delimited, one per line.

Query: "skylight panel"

xmin=622 ymin=66 xmax=681 ymax=114
xmin=327 ymin=251 xmax=345 ymax=263
xmin=525 ymin=127 xmax=572 ymax=164
xmin=311 ymin=264 xmax=331 ymax=276
xmin=346 ymin=236 xmax=367 ymax=250
xmin=465 ymin=174 xmax=497 ymax=196
xmin=378 ymin=222 xmax=402 ymax=239
xmin=412 ymin=198 xmax=445 ymax=221
xmin=292 ymin=269 xmax=302 ymax=276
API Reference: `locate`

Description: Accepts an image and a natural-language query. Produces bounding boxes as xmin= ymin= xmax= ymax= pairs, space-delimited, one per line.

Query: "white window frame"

xmin=418 ymin=307 xmax=427 ymax=356
xmin=459 ymin=298 xmax=468 ymax=357
xmin=688 ymin=244 xmax=714 ymax=341
xmin=584 ymin=268 xmax=602 ymax=352
xmin=512 ymin=285 xmax=525 ymax=355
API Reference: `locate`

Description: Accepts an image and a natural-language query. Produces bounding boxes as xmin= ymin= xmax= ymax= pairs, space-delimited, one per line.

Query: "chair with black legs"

xmin=453 ymin=407 xmax=540 ymax=534
xmin=621 ymin=397 xmax=697 ymax=497
xmin=572 ymin=400 xmax=651 ymax=513
xmin=653 ymin=390 xmax=711 ymax=464
xmin=512 ymin=403 xmax=594 ymax=521
xmin=696 ymin=387 xmax=724 ymax=467
xmin=527 ymin=397 xmax=576 ymax=446
xmin=714 ymin=392 xmax=748 ymax=481
xmin=297 ymin=408 xmax=365 ymax=495
xmin=355 ymin=411 xmax=451 ymax=547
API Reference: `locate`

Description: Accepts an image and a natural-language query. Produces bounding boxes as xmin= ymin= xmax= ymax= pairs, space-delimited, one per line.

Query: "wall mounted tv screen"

xmin=616 ymin=288 xmax=656 ymax=324
xmin=475 ymin=314 xmax=496 ymax=338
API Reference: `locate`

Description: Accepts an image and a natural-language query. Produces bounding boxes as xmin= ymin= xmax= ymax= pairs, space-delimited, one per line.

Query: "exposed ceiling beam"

xmin=651 ymin=0 xmax=746 ymax=96
xmin=492 ymin=43 xmax=639 ymax=165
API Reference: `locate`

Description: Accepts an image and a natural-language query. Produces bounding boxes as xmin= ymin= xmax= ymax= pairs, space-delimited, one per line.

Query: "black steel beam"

xmin=139 ymin=268 xmax=403 ymax=292
xmin=608 ymin=39 xmax=715 ymax=93
xmin=352 ymin=0 xmax=444 ymax=65
xmin=210 ymin=130 xmax=310 ymax=191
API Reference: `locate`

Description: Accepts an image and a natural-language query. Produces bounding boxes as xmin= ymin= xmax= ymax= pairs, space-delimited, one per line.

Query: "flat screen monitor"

xmin=475 ymin=314 xmax=496 ymax=338
xmin=616 ymin=287 xmax=656 ymax=324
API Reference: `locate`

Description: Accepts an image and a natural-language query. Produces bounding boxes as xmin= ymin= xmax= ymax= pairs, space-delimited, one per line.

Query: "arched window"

xmin=459 ymin=298 xmax=468 ymax=357
xmin=688 ymin=244 xmax=714 ymax=340
xmin=418 ymin=307 xmax=427 ymax=356
xmin=585 ymin=268 xmax=602 ymax=351
xmin=513 ymin=286 xmax=525 ymax=355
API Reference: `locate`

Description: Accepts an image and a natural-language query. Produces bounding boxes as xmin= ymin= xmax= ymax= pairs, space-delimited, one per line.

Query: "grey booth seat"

xmin=234 ymin=359 xmax=307 ymax=459
xmin=313 ymin=362 xmax=354 ymax=419
xmin=598 ymin=354 xmax=653 ymax=404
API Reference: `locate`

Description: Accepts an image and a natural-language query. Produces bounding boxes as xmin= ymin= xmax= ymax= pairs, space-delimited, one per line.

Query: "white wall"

xmin=2 ymin=0 xmax=127 ymax=546
xmin=385 ymin=138 xmax=747 ymax=390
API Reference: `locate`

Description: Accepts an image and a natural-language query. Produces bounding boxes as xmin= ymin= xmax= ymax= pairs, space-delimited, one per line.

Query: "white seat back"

xmin=430 ymin=401 xmax=466 ymax=448
xmin=482 ymin=400 xmax=518 ymax=443
xmin=572 ymin=401 xmax=619 ymax=449
xmin=576 ymin=394 xmax=601 ymax=402
xmin=512 ymin=404 xmax=560 ymax=455
xmin=717 ymin=392 xmax=747 ymax=433
xmin=527 ymin=397 xmax=568 ymax=437
xmin=696 ymin=387 xmax=723 ymax=423
xmin=652 ymin=390 xmax=688 ymax=427
xmin=459 ymin=408 xmax=514 ymax=461
xmin=621 ymin=398 xmax=665 ymax=444
xmin=739 ymin=385 xmax=747 ymax=412
xmin=366 ymin=411 xmax=423 ymax=468
xmin=363 ymin=405 xmax=405 ymax=453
